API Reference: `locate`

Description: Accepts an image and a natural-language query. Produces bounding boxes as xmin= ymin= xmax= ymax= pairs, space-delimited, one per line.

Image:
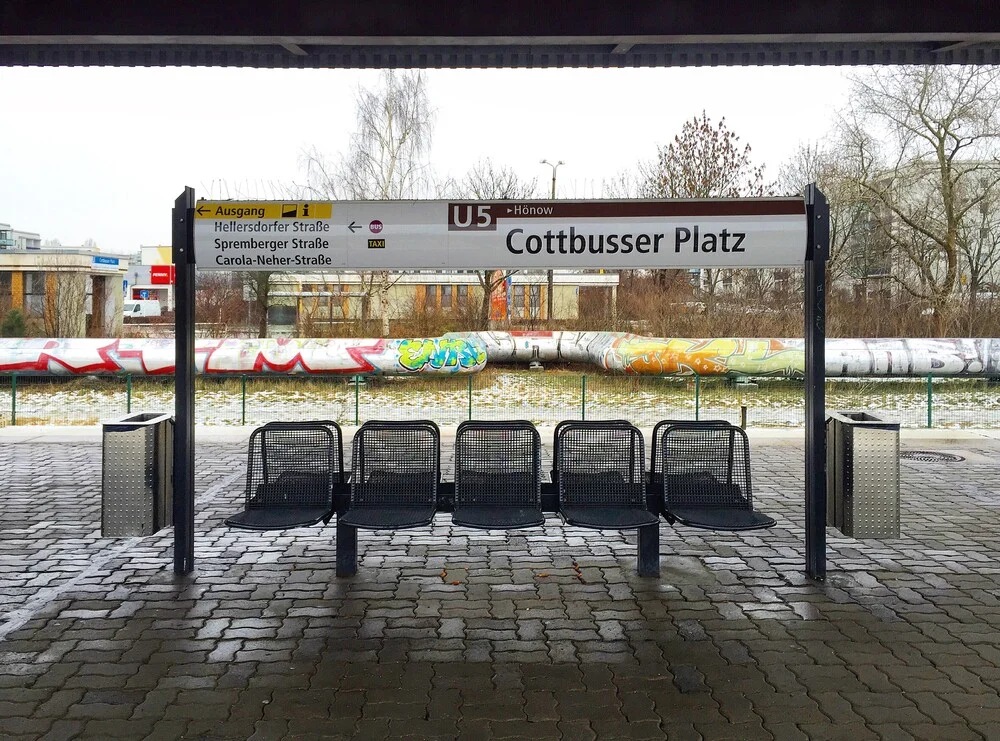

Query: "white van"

xmin=123 ymin=299 xmax=162 ymax=319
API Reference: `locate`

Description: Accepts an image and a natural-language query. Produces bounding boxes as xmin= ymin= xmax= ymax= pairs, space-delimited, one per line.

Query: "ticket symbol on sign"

xmin=282 ymin=204 xmax=298 ymax=217
xmin=368 ymin=239 xmax=386 ymax=249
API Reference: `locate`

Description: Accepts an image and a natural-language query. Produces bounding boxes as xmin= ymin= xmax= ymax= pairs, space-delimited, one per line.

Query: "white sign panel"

xmin=193 ymin=198 xmax=808 ymax=271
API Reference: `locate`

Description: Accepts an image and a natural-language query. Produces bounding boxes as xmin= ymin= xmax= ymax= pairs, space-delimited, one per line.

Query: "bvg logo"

xmin=448 ymin=204 xmax=496 ymax=231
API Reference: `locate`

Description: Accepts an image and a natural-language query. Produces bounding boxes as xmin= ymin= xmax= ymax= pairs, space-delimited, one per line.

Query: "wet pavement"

xmin=1 ymin=426 xmax=1000 ymax=740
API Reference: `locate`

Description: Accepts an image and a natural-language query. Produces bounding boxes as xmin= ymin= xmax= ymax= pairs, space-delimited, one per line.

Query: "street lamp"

xmin=540 ymin=159 xmax=565 ymax=324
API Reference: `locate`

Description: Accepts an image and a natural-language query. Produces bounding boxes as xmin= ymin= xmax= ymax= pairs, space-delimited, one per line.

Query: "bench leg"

xmin=336 ymin=521 xmax=358 ymax=577
xmin=637 ymin=524 xmax=660 ymax=577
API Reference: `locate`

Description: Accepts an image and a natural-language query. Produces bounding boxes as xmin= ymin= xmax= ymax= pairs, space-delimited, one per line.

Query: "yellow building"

xmin=0 ymin=248 xmax=128 ymax=336
xmin=268 ymin=271 xmax=619 ymax=335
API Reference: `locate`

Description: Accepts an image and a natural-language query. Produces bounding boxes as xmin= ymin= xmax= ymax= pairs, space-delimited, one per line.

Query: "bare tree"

xmin=457 ymin=158 xmax=537 ymax=329
xmin=301 ymin=70 xmax=434 ymax=335
xmin=837 ymin=66 xmax=1000 ymax=332
xmin=195 ymin=273 xmax=245 ymax=336
xmin=636 ymin=111 xmax=771 ymax=303
xmin=38 ymin=264 xmax=88 ymax=337
xmin=957 ymin=172 xmax=1000 ymax=320
xmin=778 ymin=141 xmax=873 ymax=290
xmin=244 ymin=272 xmax=275 ymax=338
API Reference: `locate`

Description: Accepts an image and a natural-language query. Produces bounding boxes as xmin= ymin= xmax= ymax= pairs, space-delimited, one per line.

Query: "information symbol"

xmin=369 ymin=220 xmax=383 ymax=233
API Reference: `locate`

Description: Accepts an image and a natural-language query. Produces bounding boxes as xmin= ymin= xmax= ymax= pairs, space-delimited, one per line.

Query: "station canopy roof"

xmin=3 ymin=1 xmax=1000 ymax=68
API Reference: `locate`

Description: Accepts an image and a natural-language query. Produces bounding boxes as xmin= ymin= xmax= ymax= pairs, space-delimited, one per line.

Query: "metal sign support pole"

xmin=172 ymin=187 xmax=196 ymax=575
xmin=804 ymin=184 xmax=829 ymax=580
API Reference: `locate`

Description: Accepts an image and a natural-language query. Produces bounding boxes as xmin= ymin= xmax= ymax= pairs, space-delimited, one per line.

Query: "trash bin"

xmin=825 ymin=411 xmax=900 ymax=538
xmin=102 ymin=412 xmax=174 ymax=536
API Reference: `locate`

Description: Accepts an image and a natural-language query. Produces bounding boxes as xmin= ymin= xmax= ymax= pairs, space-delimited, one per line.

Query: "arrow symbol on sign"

xmin=196 ymin=205 xmax=211 ymax=216
xmin=348 ymin=221 xmax=361 ymax=233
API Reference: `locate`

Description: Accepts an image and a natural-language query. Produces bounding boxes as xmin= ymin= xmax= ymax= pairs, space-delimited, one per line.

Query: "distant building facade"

xmin=267 ymin=270 xmax=619 ymax=335
xmin=0 ymin=246 xmax=128 ymax=336
xmin=0 ymin=222 xmax=42 ymax=251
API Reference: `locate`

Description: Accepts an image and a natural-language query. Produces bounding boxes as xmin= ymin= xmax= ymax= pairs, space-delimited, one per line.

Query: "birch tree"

xmin=458 ymin=158 xmax=537 ymax=329
xmin=302 ymin=70 xmax=434 ymax=336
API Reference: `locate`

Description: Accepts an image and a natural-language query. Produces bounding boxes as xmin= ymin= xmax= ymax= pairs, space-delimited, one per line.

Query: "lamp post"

xmin=540 ymin=158 xmax=564 ymax=324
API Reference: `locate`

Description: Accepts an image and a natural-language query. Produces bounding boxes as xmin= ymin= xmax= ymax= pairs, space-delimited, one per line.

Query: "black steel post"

xmin=336 ymin=521 xmax=358 ymax=577
xmin=804 ymin=184 xmax=829 ymax=581
xmin=637 ymin=524 xmax=660 ymax=577
xmin=172 ymin=187 xmax=196 ymax=575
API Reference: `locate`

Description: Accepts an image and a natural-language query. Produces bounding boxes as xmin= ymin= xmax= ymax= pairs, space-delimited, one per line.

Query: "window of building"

xmin=0 ymin=273 xmax=10 ymax=311
xmin=529 ymin=285 xmax=541 ymax=319
xmin=24 ymin=272 xmax=45 ymax=317
xmin=457 ymin=284 xmax=469 ymax=307
xmin=511 ymin=284 xmax=525 ymax=319
xmin=424 ymin=285 xmax=439 ymax=311
xmin=441 ymin=284 xmax=453 ymax=311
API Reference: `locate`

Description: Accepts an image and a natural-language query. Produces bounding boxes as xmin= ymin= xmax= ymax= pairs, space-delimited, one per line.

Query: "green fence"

xmin=2 ymin=371 xmax=1000 ymax=428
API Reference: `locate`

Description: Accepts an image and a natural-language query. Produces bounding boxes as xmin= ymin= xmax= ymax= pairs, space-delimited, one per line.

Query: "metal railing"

xmin=0 ymin=371 xmax=998 ymax=428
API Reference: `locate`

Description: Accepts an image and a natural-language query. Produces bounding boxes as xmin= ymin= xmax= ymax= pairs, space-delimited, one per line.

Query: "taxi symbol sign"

xmin=368 ymin=238 xmax=386 ymax=249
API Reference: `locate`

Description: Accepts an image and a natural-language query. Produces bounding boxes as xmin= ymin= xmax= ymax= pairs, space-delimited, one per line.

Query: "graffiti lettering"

xmin=397 ymin=338 xmax=487 ymax=373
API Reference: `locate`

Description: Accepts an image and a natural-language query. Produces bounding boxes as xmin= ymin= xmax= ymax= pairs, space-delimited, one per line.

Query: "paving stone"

xmin=3 ymin=436 xmax=1000 ymax=739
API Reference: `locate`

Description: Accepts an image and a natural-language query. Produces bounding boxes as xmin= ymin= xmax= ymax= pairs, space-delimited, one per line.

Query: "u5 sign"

xmin=191 ymin=198 xmax=808 ymax=271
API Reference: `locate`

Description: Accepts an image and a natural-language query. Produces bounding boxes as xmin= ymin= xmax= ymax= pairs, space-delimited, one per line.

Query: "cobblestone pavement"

xmin=2 ymin=428 xmax=1000 ymax=740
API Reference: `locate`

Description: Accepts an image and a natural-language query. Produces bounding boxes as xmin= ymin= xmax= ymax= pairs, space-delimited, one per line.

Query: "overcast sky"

xmin=0 ymin=66 xmax=853 ymax=255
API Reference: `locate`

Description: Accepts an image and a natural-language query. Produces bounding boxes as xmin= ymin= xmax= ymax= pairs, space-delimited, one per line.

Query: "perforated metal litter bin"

xmin=102 ymin=412 xmax=174 ymax=536
xmin=825 ymin=411 xmax=900 ymax=539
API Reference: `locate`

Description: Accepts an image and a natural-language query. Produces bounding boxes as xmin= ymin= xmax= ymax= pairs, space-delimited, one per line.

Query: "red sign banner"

xmin=150 ymin=265 xmax=175 ymax=285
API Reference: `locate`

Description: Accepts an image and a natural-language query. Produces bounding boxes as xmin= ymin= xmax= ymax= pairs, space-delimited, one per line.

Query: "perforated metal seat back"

xmin=660 ymin=425 xmax=753 ymax=510
xmin=351 ymin=421 xmax=439 ymax=509
xmin=455 ymin=421 xmax=541 ymax=509
xmin=651 ymin=419 xmax=732 ymax=475
xmin=556 ymin=423 xmax=645 ymax=508
xmin=245 ymin=423 xmax=341 ymax=510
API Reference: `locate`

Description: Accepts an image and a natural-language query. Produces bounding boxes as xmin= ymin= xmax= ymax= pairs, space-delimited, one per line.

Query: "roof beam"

xmin=278 ymin=40 xmax=308 ymax=56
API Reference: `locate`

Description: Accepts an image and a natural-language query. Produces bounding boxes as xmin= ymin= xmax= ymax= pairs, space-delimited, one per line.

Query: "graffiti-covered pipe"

xmin=466 ymin=332 xmax=1000 ymax=377
xmin=0 ymin=333 xmax=997 ymax=377
xmin=0 ymin=337 xmax=488 ymax=376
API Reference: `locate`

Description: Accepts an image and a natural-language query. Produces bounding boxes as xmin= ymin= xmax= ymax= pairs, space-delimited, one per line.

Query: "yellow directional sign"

xmin=193 ymin=201 xmax=333 ymax=219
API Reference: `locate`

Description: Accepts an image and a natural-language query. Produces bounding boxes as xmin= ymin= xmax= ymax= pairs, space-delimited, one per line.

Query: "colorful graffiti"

xmin=398 ymin=338 xmax=487 ymax=373
xmin=602 ymin=337 xmax=802 ymax=376
xmin=0 ymin=333 xmax=998 ymax=377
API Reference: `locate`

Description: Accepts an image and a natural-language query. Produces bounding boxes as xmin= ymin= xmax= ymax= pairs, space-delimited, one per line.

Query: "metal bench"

xmin=340 ymin=420 xmax=440 ymax=529
xmin=225 ymin=421 xmax=342 ymax=530
xmin=335 ymin=420 xmax=440 ymax=576
xmin=554 ymin=419 xmax=660 ymax=576
xmin=554 ymin=420 xmax=657 ymax=530
xmin=453 ymin=420 xmax=544 ymax=530
xmin=655 ymin=421 xmax=776 ymax=531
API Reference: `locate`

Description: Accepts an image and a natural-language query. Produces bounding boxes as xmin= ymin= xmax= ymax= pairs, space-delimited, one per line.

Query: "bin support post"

xmin=695 ymin=375 xmax=701 ymax=421
xmin=467 ymin=374 xmax=473 ymax=420
xmin=241 ymin=375 xmax=247 ymax=426
xmin=10 ymin=373 xmax=15 ymax=426
xmin=804 ymin=184 xmax=829 ymax=581
xmin=172 ymin=187 xmax=196 ymax=576
xmin=126 ymin=374 xmax=132 ymax=414
xmin=581 ymin=375 xmax=586 ymax=420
